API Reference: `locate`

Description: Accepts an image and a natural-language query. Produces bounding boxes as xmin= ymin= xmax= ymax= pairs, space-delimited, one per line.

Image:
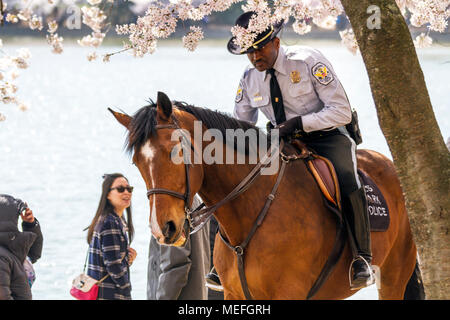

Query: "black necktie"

xmin=267 ymin=68 xmax=286 ymax=125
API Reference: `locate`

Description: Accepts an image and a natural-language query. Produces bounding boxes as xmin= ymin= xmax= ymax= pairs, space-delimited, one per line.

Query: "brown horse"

xmin=110 ymin=91 xmax=424 ymax=300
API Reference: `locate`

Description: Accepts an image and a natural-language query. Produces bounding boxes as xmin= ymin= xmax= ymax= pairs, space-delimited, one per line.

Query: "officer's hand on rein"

xmin=275 ymin=116 xmax=303 ymax=139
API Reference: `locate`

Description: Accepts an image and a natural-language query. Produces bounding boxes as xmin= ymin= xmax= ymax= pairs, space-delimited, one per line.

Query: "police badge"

xmin=311 ymin=62 xmax=334 ymax=85
xmin=290 ymin=71 xmax=300 ymax=83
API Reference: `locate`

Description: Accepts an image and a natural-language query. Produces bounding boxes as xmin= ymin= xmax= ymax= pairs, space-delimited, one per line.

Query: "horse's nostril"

xmin=163 ymin=220 xmax=177 ymax=239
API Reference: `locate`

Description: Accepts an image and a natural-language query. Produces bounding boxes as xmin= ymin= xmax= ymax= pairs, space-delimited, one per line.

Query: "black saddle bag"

xmin=346 ymin=109 xmax=363 ymax=145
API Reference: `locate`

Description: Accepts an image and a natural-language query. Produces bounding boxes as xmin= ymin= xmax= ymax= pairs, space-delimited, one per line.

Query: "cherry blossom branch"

xmin=102 ymin=46 xmax=132 ymax=62
xmin=1 ymin=0 xmax=449 ymax=117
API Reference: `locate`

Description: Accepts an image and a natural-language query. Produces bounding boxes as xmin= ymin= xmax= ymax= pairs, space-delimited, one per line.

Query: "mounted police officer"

xmin=227 ymin=11 xmax=374 ymax=290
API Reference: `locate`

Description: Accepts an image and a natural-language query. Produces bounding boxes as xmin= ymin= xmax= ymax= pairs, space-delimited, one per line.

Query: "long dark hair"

xmin=87 ymin=173 xmax=134 ymax=244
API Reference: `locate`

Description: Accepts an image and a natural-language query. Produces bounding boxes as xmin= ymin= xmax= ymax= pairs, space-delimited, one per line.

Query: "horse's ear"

xmin=108 ymin=108 xmax=131 ymax=129
xmin=156 ymin=91 xmax=172 ymax=120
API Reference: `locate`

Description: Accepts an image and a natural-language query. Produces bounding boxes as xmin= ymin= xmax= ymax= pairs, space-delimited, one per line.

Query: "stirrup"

xmin=205 ymin=282 xmax=224 ymax=292
xmin=348 ymin=256 xmax=376 ymax=290
xmin=205 ymin=267 xmax=224 ymax=292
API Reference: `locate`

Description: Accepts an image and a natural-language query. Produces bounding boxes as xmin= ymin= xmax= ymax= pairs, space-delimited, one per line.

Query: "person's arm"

xmin=21 ymin=209 xmax=43 ymax=264
xmin=0 ymin=257 xmax=13 ymax=300
xmin=233 ymin=72 xmax=258 ymax=124
xmin=100 ymin=218 xmax=130 ymax=292
xmin=156 ymin=235 xmax=192 ymax=300
xmin=300 ymin=54 xmax=352 ymax=133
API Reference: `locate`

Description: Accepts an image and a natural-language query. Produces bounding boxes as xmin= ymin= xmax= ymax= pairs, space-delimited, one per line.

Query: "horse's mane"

xmin=173 ymin=101 xmax=260 ymax=135
xmin=126 ymin=100 xmax=267 ymax=155
xmin=125 ymin=100 xmax=158 ymax=154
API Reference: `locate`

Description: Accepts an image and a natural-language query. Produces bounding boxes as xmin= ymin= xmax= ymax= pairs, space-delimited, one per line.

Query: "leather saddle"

xmin=289 ymin=139 xmax=390 ymax=231
xmin=290 ymin=139 xmax=342 ymax=210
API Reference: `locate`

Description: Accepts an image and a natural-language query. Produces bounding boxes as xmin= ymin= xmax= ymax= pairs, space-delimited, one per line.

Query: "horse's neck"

xmin=178 ymin=118 xmax=278 ymax=245
xmin=198 ymin=157 xmax=276 ymax=246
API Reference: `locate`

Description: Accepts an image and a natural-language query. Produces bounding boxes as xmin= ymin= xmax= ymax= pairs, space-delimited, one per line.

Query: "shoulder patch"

xmin=311 ymin=62 xmax=334 ymax=85
xmin=235 ymin=85 xmax=243 ymax=103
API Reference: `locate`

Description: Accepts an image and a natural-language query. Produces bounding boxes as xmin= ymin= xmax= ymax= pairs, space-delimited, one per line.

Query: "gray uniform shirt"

xmin=234 ymin=45 xmax=352 ymax=132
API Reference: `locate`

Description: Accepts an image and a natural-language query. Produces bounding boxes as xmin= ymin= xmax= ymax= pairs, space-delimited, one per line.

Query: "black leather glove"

xmin=275 ymin=116 xmax=303 ymax=138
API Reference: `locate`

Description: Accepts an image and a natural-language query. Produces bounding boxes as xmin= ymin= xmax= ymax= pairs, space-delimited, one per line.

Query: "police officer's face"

xmin=247 ymin=37 xmax=280 ymax=72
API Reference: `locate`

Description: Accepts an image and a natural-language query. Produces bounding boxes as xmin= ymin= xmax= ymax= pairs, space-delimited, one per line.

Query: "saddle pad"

xmin=358 ymin=169 xmax=390 ymax=232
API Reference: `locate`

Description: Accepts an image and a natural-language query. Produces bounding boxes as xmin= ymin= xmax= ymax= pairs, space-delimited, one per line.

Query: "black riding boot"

xmin=346 ymin=187 xmax=374 ymax=290
xmin=205 ymin=266 xmax=224 ymax=292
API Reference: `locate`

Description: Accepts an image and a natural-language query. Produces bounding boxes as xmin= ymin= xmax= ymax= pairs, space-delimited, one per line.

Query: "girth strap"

xmin=305 ymin=200 xmax=345 ymax=299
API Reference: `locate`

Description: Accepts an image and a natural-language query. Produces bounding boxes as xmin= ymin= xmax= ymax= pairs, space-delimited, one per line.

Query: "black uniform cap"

xmin=227 ymin=11 xmax=285 ymax=55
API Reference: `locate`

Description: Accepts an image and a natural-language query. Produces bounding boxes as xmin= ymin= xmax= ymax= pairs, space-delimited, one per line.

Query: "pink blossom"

xmin=182 ymin=26 xmax=204 ymax=51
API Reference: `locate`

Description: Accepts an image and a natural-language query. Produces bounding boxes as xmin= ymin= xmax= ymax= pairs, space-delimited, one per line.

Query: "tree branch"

xmin=0 ymin=0 xmax=4 ymax=27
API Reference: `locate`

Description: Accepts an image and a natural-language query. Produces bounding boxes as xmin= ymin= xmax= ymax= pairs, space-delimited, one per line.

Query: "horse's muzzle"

xmin=161 ymin=219 xmax=188 ymax=247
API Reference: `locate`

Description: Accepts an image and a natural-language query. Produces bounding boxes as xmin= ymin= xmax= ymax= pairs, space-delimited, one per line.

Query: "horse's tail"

xmin=403 ymin=258 xmax=426 ymax=300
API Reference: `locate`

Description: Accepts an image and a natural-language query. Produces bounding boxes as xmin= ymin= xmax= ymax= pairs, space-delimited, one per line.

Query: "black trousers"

xmin=303 ymin=131 xmax=360 ymax=197
xmin=304 ymin=130 xmax=372 ymax=259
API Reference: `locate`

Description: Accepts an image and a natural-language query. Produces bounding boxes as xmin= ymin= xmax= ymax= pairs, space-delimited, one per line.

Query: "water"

xmin=0 ymin=40 xmax=448 ymax=300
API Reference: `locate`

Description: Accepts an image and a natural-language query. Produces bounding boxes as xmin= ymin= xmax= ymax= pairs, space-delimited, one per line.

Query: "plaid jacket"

xmin=87 ymin=212 xmax=131 ymax=300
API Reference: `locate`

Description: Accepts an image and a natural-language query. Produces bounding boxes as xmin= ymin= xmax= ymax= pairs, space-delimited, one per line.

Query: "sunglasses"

xmin=110 ymin=186 xmax=134 ymax=193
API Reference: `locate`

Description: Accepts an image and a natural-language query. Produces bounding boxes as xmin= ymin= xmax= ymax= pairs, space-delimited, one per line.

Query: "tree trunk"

xmin=340 ymin=0 xmax=450 ymax=299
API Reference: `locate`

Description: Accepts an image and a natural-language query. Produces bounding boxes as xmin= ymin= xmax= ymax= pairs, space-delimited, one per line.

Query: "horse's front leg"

xmin=223 ymin=289 xmax=242 ymax=300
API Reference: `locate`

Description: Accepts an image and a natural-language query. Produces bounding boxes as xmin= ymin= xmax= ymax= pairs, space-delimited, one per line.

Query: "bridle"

xmin=146 ymin=118 xmax=196 ymax=221
xmin=145 ymin=114 xmax=283 ymax=234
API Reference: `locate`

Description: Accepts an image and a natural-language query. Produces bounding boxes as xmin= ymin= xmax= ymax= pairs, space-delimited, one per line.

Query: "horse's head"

xmin=109 ymin=91 xmax=203 ymax=246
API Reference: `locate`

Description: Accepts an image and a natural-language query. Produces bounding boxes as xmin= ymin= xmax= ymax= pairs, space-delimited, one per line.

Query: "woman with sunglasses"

xmin=86 ymin=173 xmax=137 ymax=300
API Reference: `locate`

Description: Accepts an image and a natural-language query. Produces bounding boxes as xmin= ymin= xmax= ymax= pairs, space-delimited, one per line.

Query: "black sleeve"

xmin=22 ymin=219 xmax=43 ymax=264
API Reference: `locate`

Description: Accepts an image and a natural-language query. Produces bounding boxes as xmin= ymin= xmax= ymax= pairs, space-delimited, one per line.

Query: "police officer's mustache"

xmin=252 ymin=58 xmax=266 ymax=67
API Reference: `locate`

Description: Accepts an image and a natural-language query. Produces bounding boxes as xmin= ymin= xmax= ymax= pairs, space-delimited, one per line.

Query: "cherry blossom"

xmin=339 ymin=29 xmax=359 ymax=55
xmin=0 ymin=41 xmax=33 ymax=115
xmin=47 ymin=33 xmax=64 ymax=54
xmin=81 ymin=6 xmax=107 ymax=33
xmin=78 ymin=32 xmax=106 ymax=48
xmin=48 ymin=20 xmax=58 ymax=34
xmin=414 ymin=32 xmax=433 ymax=48
xmin=87 ymin=52 xmax=98 ymax=61
xmin=28 ymin=14 xmax=43 ymax=31
xmin=183 ymin=26 xmax=204 ymax=51
xmin=292 ymin=20 xmax=311 ymax=35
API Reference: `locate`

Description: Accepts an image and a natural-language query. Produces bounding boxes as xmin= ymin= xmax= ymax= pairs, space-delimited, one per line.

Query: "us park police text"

xmin=178 ymin=303 xmax=271 ymax=317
